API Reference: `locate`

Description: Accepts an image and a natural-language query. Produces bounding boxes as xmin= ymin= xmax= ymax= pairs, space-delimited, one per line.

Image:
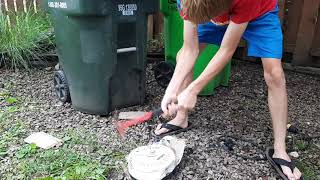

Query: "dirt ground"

xmin=0 ymin=60 xmax=319 ymax=179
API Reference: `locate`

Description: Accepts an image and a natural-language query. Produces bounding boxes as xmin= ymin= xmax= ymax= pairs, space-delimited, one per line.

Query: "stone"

xmin=45 ymin=67 xmax=53 ymax=71
xmin=55 ymin=63 xmax=60 ymax=70
xmin=289 ymin=151 xmax=299 ymax=158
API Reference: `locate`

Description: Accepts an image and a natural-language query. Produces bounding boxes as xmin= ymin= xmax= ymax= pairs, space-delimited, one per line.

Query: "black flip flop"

xmin=266 ymin=147 xmax=303 ymax=180
xmin=156 ymin=122 xmax=194 ymax=137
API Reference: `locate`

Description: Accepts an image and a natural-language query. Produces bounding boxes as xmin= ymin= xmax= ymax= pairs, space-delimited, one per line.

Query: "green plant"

xmin=147 ymin=33 xmax=164 ymax=52
xmin=18 ymin=146 xmax=110 ymax=179
xmin=5 ymin=96 xmax=18 ymax=104
xmin=14 ymin=128 xmax=124 ymax=179
xmin=295 ymin=140 xmax=309 ymax=151
xmin=0 ymin=10 xmax=54 ymax=69
xmin=0 ymin=118 xmax=25 ymax=159
xmin=16 ymin=143 xmax=38 ymax=159
xmin=296 ymin=161 xmax=318 ymax=180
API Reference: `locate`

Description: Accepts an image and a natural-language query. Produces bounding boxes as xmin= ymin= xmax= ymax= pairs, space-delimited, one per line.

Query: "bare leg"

xmin=262 ymin=58 xmax=302 ymax=180
xmin=155 ymin=44 xmax=207 ymax=135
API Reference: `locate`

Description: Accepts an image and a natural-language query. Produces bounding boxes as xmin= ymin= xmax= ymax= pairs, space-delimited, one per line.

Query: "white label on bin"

xmin=48 ymin=2 xmax=67 ymax=9
xmin=118 ymin=4 xmax=137 ymax=16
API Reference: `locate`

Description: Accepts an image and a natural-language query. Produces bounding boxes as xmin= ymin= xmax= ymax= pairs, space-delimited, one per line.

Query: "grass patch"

xmin=0 ymin=97 xmax=25 ymax=143
xmin=0 ymin=119 xmax=26 ymax=157
xmin=16 ymin=143 xmax=38 ymax=159
xmin=11 ymin=129 xmax=125 ymax=179
xmin=290 ymin=136 xmax=320 ymax=180
xmin=0 ymin=101 xmax=124 ymax=179
xmin=0 ymin=87 xmax=21 ymax=113
xmin=63 ymin=128 xmax=102 ymax=152
xmin=296 ymin=161 xmax=319 ymax=180
xmin=0 ymin=10 xmax=54 ymax=69
xmin=0 ymin=86 xmax=123 ymax=179
xmin=295 ymin=140 xmax=309 ymax=151
xmin=5 ymin=96 xmax=18 ymax=105
xmin=0 ymin=88 xmax=125 ymax=179
xmin=17 ymin=146 xmax=110 ymax=180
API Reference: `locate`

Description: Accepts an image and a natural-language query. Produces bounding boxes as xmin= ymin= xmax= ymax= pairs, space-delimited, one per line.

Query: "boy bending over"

xmin=156 ymin=0 xmax=302 ymax=179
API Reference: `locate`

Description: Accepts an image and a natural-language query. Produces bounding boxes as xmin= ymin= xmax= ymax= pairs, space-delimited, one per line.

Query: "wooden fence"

xmin=149 ymin=0 xmax=320 ymax=68
xmin=0 ymin=0 xmax=38 ymax=13
xmin=1 ymin=0 xmax=319 ymax=68
xmin=0 ymin=0 xmax=39 ymax=26
xmin=279 ymin=0 xmax=320 ymax=67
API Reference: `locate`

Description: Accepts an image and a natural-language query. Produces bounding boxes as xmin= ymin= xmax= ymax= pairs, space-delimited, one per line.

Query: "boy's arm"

xmin=161 ymin=20 xmax=199 ymax=115
xmin=177 ymin=21 xmax=248 ymax=111
xmin=166 ymin=20 xmax=199 ymax=94
xmin=188 ymin=21 xmax=248 ymax=95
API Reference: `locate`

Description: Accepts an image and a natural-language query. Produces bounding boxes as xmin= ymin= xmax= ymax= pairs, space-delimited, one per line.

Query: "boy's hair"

xmin=182 ymin=0 xmax=233 ymax=24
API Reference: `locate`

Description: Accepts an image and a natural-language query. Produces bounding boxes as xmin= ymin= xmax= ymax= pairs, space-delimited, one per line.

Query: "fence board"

xmin=0 ymin=0 xmax=2 ymax=14
xmin=293 ymin=0 xmax=320 ymax=66
xmin=311 ymin=12 xmax=320 ymax=57
xmin=0 ymin=0 xmax=319 ymax=68
xmin=153 ymin=12 xmax=164 ymax=37
xmin=278 ymin=0 xmax=285 ymax=25
xmin=147 ymin=15 xmax=154 ymax=40
xmin=0 ymin=0 xmax=37 ymax=13
xmin=283 ymin=0 xmax=304 ymax=53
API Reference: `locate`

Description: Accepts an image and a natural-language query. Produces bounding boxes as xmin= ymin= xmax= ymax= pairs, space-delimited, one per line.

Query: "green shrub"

xmin=0 ymin=11 xmax=54 ymax=69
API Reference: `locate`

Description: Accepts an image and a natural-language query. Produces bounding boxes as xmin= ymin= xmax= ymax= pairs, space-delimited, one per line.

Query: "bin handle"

xmin=117 ymin=47 xmax=137 ymax=54
xmin=168 ymin=0 xmax=177 ymax=4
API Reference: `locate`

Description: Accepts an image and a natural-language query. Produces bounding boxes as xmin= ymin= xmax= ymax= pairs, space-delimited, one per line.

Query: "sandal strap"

xmin=273 ymin=158 xmax=295 ymax=172
xmin=161 ymin=123 xmax=183 ymax=131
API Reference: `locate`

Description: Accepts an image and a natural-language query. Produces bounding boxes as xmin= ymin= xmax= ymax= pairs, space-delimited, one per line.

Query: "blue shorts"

xmin=177 ymin=1 xmax=283 ymax=59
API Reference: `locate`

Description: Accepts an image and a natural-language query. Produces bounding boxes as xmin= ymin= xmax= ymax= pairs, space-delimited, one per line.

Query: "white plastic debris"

xmin=289 ymin=151 xmax=299 ymax=158
xmin=127 ymin=136 xmax=186 ymax=180
xmin=118 ymin=111 xmax=146 ymax=120
xmin=24 ymin=132 xmax=63 ymax=149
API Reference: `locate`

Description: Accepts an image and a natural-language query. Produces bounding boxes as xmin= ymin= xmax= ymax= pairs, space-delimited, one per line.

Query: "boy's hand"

xmin=177 ymin=87 xmax=198 ymax=111
xmin=161 ymin=91 xmax=178 ymax=118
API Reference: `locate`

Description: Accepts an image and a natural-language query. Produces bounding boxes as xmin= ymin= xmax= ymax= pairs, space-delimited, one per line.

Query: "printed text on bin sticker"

xmin=118 ymin=4 xmax=137 ymax=16
xmin=48 ymin=2 xmax=67 ymax=9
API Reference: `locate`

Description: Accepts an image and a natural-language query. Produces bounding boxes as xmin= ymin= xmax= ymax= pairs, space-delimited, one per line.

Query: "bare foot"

xmin=273 ymin=150 xmax=302 ymax=180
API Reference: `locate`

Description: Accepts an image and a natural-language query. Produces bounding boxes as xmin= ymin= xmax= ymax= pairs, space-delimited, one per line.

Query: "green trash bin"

xmin=160 ymin=0 xmax=231 ymax=95
xmin=43 ymin=0 xmax=158 ymax=115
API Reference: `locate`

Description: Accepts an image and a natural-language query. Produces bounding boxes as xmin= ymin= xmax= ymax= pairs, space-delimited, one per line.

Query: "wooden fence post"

xmin=278 ymin=0 xmax=285 ymax=26
xmin=33 ymin=0 xmax=37 ymax=13
xmin=13 ymin=0 xmax=17 ymax=12
xmin=23 ymin=0 xmax=27 ymax=13
xmin=147 ymin=15 xmax=154 ymax=41
xmin=153 ymin=12 xmax=163 ymax=38
xmin=283 ymin=0 xmax=304 ymax=53
xmin=4 ymin=0 xmax=11 ymax=26
xmin=292 ymin=0 xmax=320 ymax=66
xmin=0 ymin=0 xmax=2 ymax=15
xmin=310 ymin=6 xmax=320 ymax=58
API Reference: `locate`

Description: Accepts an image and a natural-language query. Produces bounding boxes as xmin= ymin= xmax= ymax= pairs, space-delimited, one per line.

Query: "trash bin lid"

xmin=127 ymin=144 xmax=176 ymax=178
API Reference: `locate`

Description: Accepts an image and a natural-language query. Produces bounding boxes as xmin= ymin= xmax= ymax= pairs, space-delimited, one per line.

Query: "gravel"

xmin=0 ymin=60 xmax=319 ymax=179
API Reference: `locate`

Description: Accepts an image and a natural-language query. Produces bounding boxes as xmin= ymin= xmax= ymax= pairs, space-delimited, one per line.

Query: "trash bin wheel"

xmin=54 ymin=70 xmax=71 ymax=103
xmin=153 ymin=61 xmax=175 ymax=88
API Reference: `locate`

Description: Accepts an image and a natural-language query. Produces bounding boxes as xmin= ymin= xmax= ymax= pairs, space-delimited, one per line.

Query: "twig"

xmin=120 ymin=161 xmax=132 ymax=180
